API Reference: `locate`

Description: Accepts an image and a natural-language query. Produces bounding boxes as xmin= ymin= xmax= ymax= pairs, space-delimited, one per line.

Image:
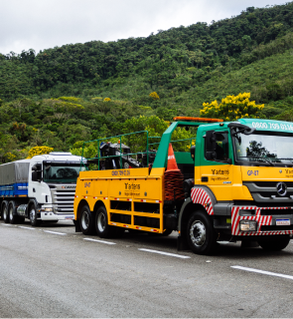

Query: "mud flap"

xmin=74 ymin=219 xmax=81 ymax=232
xmin=177 ymin=232 xmax=189 ymax=251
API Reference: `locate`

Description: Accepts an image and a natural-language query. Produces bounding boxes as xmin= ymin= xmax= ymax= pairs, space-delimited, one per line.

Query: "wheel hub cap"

xmin=98 ymin=214 xmax=106 ymax=232
xmin=190 ymin=220 xmax=206 ymax=247
xmin=81 ymin=212 xmax=89 ymax=229
xmin=30 ymin=209 xmax=35 ymax=221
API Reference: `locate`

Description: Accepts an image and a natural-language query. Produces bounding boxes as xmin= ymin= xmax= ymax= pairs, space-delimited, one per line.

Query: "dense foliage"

xmin=1 ymin=3 xmax=293 ymax=162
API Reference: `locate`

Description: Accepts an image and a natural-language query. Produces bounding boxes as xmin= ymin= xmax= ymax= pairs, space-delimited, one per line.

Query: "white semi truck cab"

xmin=0 ymin=152 xmax=86 ymax=226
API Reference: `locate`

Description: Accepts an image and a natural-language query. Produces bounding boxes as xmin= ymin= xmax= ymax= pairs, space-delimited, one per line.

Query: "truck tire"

xmin=79 ymin=205 xmax=95 ymax=235
xmin=2 ymin=202 xmax=9 ymax=224
xmin=95 ymin=206 xmax=117 ymax=238
xmin=8 ymin=201 xmax=18 ymax=224
xmin=258 ymin=236 xmax=290 ymax=251
xmin=186 ymin=211 xmax=217 ymax=255
xmin=29 ymin=203 xmax=41 ymax=226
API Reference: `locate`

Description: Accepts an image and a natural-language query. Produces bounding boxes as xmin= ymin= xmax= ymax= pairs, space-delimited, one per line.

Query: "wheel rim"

xmin=81 ymin=211 xmax=90 ymax=230
xmin=3 ymin=207 xmax=7 ymax=220
xmin=30 ymin=208 xmax=36 ymax=221
xmin=190 ymin=219 xmax=206 ymax=247
xmin=97 ymin=212 xmax=106 ymax=233
xmin=9 ymin=206 xmax=13 ymax=220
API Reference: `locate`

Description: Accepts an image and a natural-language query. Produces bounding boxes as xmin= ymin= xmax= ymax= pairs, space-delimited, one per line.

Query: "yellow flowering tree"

xmin=27 ymin=146 xmax=54 ymax=159
xmin=104 ymin=97 xmax=111 ymax=102
xmin=149 ymin=92 xmax=160 ymax=100
xmin=200 ymin=93 xmax=264 ymax=121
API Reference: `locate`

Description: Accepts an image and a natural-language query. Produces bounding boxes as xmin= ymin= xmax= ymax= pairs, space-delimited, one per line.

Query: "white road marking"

xmin=43 ymin=230 xmax=66 ymax=236
xmin=139 ymin=248 xmax=190 ymax=259
xmin=18 ymin=226 xmax=35 ymax=230
xmin=231 ymin=265 xmax=293 ymax=280
xmin=83 ymin=238 xmax=116 ymax=245
xmin=1 ymin=224 xmax=12 ymax=226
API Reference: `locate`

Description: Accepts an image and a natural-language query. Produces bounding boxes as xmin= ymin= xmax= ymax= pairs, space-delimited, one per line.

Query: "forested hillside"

xmin=1 ymin=3 xmax=293 ymax=162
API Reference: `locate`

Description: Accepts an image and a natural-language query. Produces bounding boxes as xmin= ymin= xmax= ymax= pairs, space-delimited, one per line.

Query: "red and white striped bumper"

xmin=231 ymin=206 xmax=293 ymax=236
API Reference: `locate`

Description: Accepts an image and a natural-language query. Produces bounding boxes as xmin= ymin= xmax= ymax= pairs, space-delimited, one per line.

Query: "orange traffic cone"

xmin=164 ymin=143 xmax=185 ymax=201
xmin=167 ymin=143 xmax=179 ymax=170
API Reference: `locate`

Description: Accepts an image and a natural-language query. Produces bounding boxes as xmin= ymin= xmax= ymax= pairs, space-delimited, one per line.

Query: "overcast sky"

xmin=0 ymin=0 xmax=288 ymax=55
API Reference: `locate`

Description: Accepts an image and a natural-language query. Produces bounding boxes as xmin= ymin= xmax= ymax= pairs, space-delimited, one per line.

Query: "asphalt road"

xmin=1 ymin=219 xmax=293 ymax=318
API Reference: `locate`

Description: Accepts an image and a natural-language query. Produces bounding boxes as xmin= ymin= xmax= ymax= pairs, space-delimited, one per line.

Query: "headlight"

xmin=41 ymin=207 xmax=54 ymax=212
xmin=239 ymin=220 xmax=257 ymax=231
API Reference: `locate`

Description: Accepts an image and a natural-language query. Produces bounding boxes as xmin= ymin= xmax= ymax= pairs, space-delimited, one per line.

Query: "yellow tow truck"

xmin=74 ymin=117 xmax=293 ymax=254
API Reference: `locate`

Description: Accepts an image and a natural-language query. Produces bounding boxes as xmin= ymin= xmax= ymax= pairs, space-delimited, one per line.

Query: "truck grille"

xmin=243 ymin=182 xmax=293 ymax=204
xmin=50 ymin=186 xmax=76 ymax=214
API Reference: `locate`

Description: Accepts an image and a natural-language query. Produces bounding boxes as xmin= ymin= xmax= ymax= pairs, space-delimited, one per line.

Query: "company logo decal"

xmin=276 ymin=182 xmax=287 ymax=197
xmin=124 ymin=182 xmax=140 ymax=196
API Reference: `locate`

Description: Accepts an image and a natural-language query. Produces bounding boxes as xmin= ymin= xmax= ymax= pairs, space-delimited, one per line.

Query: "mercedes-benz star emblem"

xmin=276 ymin=182 xmax=287 ymax=197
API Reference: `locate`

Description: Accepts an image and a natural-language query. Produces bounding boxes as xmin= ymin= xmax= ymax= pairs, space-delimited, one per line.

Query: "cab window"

xmin=205 ymin=131 xmax=229 ymax=162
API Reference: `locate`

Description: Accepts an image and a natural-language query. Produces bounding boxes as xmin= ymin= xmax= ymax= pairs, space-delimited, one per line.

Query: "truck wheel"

xmin=186 ymin=211 xmax=217 ymax=255
xmin=258 ymin=237 xmax=290 ymax=251
xmin=79 ymin=205 xmax=95 ymax=235
xmin=8 ymin=201 xmax=18 ymax=224
xmin=29 ymin=204 xmax=41 ymax=226
xmin=2 ymin=202 xmax=9 ymax=224
xmin=95 ymin=206 xmax=116 ymax=238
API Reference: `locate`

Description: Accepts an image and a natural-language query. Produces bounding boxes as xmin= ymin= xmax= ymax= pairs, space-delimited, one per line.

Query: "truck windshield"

xmin=43 ymin=164 xmax=85 ymax=183
xmin=233 ymin=132 xmax=293 ymax=166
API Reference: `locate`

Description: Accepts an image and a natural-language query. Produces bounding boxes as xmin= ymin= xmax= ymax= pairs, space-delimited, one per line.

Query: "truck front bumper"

xmin=231 ymin=205 xmax=293 ymax=236
xmin=40 ymin=211 xmax=74 ymax=221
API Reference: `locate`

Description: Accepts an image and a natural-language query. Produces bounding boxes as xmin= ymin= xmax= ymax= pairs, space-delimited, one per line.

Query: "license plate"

xmin=276 ymin=218 xmax=290 ymax=226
